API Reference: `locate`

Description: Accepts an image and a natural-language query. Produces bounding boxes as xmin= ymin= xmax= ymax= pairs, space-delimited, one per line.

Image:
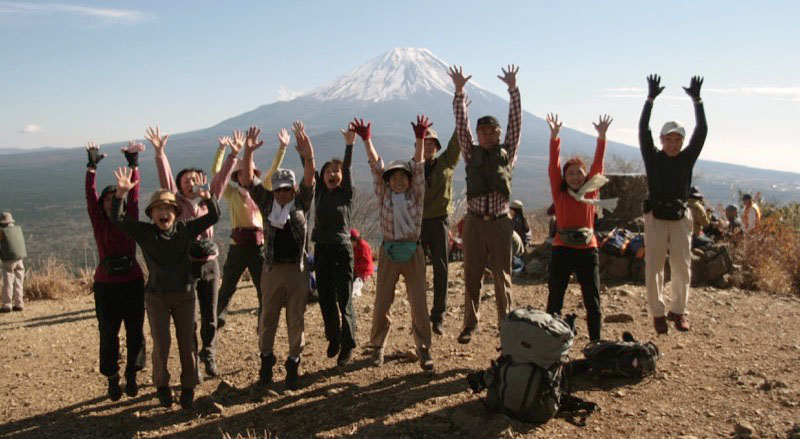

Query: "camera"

xmin=192 ymin=183 xmax=210 ymax=192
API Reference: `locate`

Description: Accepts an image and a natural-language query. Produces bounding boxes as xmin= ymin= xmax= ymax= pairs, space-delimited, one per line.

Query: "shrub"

xmin=732 ymin=213 xmax=800 ymax=295
xmin=24 ymin=256 xmax=89 ymax=300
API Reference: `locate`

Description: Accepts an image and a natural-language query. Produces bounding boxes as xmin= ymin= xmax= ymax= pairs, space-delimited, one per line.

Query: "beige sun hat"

xmin=145 ymin=189 xmax=182 ymax=218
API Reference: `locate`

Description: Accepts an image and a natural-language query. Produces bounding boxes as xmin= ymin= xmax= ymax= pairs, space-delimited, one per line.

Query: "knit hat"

xmin=145 ymin=189 xmax=182 ymax=218
xmin=0 ymin=212 xmax=14 ymax=226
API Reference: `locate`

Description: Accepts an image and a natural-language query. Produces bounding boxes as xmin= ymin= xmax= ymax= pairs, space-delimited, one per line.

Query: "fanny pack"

xmin=189 ymin=238 xmax=219 ymax=259
xmin=102 ymin=255 xmax=134 ymax=276
xmin=231 ymin=228 xmax=264 ymax=246
xmin=383 ymin=241 xmax=418 ymax=263
xmin=644 ymin=199 xmax=687 ymax=221
xmin=557 ymin=228 xmax=594 ymax=246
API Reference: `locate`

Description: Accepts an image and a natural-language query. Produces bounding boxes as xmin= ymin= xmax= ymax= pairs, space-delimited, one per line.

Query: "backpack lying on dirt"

xmin=581 ymin=331 xmax=660 ymax=379
xmin=468 ymin=308 xmax=597 ymax=425
xmin=600 ymin=227 xmax=633 ymax=256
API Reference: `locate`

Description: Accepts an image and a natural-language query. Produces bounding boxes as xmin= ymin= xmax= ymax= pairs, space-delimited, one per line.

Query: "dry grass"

xmin=220 ymin=429 xmax=278 ymax=439
xmin=732 ymin=213 xmax=800 ymax=295
xmin=23 ymin=256 xmax=90 ymax=300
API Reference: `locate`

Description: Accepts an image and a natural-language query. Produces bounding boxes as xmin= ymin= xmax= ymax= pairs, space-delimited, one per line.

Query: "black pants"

xmin=421 ymin=216 xmax=449 ymax=323
xmin=315 ymin=243 xmax=356 ymax=349
xmin=93 ymin=278 xmax=146 ymax=377
xmin=192 ymin=259 xmax=220 ymax=360
xmin=547 ymin=246 xmax=602 ymax=341
xmin=217 ymin=243 xmax=265 ymax=330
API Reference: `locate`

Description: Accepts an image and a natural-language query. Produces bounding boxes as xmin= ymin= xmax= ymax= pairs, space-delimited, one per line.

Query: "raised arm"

xmin=187 ymin=174 xmax=220 ymax=236
xmin=210 ymin=135 xmax=238 ymax=201
xmin=341 ymin=125 xmax=356 ymax=193
xmin=110 ymin=166 xmax=146 ymax=239
xmin=85 ymin=141 xmax=104 ymax=226
xmin=121 ymin=140 xmax=144 ymax=220
xmin=639 ymin=74 xmax=663 ymax=159
xmin=499 ymin=64 xmax=522 ymax=165
xmin=589 ymin=114 xmax=612 ymax=177
xmin=352 ymin=118 xmax=379 ymax=164
xmin=264 ymin=141 xmax=287 ymax=191
xmin=546 ymin=113 xmax=564 ymax=194
xmin=145 ymin=126 xmax=176 ymax=193
xmin=411 ymin=114 xmax=431 ymax=164
xmin=292 ymin=121 xmax=316 ymax=188
xmin=241 ymin=126 xmax=265 ymax=187
xmin=449 ymin=65 xmax=475 ymax=161
xmin=681 ymin=76 xmax=708 ymax=163
xmin=442 ymin=129 xmax=461 ymax=168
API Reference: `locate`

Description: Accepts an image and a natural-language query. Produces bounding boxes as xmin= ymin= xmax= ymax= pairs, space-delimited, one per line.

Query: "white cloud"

xmin=20 ymin=124 xmax=42 ymax=134
xmin=706 ymin=86 xmax=800 ymax=102
xmin=0 ymin=1 xmax=150 ymax=23
xmin=277 ymin=85 xmax=302 ymax=101
xmin=596 ymin=87 xmax=687 ymax=101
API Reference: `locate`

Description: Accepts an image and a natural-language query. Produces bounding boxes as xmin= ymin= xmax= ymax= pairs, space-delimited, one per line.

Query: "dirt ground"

xmin=1 ymin=263 xmax=799 ymax=439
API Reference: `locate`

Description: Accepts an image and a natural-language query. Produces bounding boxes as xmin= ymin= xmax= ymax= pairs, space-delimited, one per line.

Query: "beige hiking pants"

xmin=644 ymin=211 xmax=693 ymax=317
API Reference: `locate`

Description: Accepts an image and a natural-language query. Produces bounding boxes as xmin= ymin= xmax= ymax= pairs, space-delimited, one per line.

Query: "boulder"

xmin=605 ymin=255 xmax=632 ymax=280
xmin=597 ymin=173 xmax=648 ymax=230
xmin=524 ymin=258 xmax=548 ymax=278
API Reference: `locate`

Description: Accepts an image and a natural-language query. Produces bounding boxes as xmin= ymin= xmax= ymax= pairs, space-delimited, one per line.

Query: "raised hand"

xmin=218 ymin=136 xmax=232 ymax=151
xmin=231 ymin=129 xmax=245 ymax=153
xmin=497 ymin=64 xmax=519 ymax=90
xmin=114 ymin=166 xmax=138 ymax=193
xmin=646 ymin=74 xmax=665 ymax=99
xmin=546 ymin=113 xmax=562 ymax=140
xmin=351 ymin=118 xmax=371 ymax=141
xmin=191 ymin=173 xmax=211 ymax=199
xmin=411 ymin=114 xmax=433 ymax=139
xmin=293 ymin=124 xmax=314 ymax=160
xmin=145 ymin=126 xmax=169 ymax=153
xmin=123 ymin=140 xmax=144 ymax=168
xmin=592 ymin=114 xmax=613 ymax=139
xmin=86 ymin=141 xmax=106 ymax=168
xmin=244 ymin=126 xmax=264 ymax=152
xmin=683 ymin=75 xmax=704 ymax=100
xmin=448 ymin=65 xmax=472 ymax=93
xmin=277 ymin=128 xmax=290 ymax=148
xmin=341 ymin=123 xmax=357 ymax=145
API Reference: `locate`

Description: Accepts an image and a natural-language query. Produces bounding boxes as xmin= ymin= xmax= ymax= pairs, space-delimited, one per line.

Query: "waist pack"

xmin=189 ymin=238 xmax=219 ymax=259
xmin=645 ymin=199 xmax=687 ymax=221
xmin=600 ymin=228 xmax=633 ymax=256
xmin=557 ymin=228 xmax=594 ymax=246
xmin=581 ymin=331 xmax=660 ymax=379
xmin=231 ymin=228 xmax=264 ymax=246
xmin=102 ymin=255 xmax=134 ymax=276
xmin=501 ymin=307 xmax=574 ymax=369
xmin=383 ymin=241 xmax=418 ymax=263
xmin=484 ymin=356 xmax=563 ymax=424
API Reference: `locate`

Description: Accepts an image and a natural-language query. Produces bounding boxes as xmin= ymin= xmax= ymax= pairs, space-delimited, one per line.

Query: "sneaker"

xmin=285 ymin=358 xmax=300 ymax=390
xmin=259 ymin=353 xmax=276 ymax=386
xmin=179 ymin=387 xmax=194 ymax=409
xmin=326 ymin=340 xmax=340 ymax=359
xmin=337 ymin=346 xmax=353 ymax=366
xmin=124 ymin=372 xmax=138 ymax=397
xmin=0 ymin=306 xmax=11 ymax=313
xmin=202 ymin=356 xmax=219 ymax=378
xmin=12 ymin=305 xmax=23 ymax=312
xmin=418 ymin=350 xmax=434 ymax=371
xmin=653 ymin=316 xmax=669 ymax=335
xmin=667 ymin=312 xmax=690 ymax=332
xmin=432 ymin=321 xmax=444 ymax=336
xmin=370 ymin=348 xmax=384 ymax=367
xmin=457 ymin=327 xmax=476 ymax=344
xmin=156 ymin=386 xmax=173 ymax=408
xmin=107 ymin=376 xmax=122 ymax=401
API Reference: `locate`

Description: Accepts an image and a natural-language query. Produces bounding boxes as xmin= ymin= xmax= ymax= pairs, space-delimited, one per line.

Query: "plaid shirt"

xmin=454 ymin=87 xmax=522 ymax=216
xmin=370 ymin=158 xmax=426 ymax=242
xmin=249 ymin=177 xmax=315 ymax=271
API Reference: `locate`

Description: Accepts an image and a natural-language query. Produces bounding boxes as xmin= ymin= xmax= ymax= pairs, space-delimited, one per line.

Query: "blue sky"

xmin=1 ymin=0 xmax=798 ymax=172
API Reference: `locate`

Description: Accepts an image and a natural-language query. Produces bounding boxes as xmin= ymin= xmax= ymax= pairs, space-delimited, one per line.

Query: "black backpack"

xmin=581 ymin=332 xmax=660 ymax=379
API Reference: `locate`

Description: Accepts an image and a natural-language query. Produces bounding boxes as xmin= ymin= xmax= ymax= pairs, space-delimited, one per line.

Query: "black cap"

xmin=476 ymin=115 xmax=500 ymax=128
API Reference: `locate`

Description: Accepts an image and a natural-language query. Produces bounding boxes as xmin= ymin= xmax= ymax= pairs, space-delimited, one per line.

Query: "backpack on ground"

xmin=625 ymin=234 xmax=645 ymax=258
xmin=483 ymin=356 xmax=563 ymax=423
xmin=581 ymin=331 xmax=660 ymax=379
xmin=500 ymin=307 xmax=574 ymax=368
xmin=600 ymin=227 xmax=633 ymax=256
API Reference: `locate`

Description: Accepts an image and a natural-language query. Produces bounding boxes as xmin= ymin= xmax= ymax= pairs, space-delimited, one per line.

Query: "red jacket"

xmin=353 ymin=238 xmax=374 ymax=279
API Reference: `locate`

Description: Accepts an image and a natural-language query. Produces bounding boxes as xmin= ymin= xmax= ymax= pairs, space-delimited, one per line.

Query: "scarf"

xmin=391 ymin=191 xmax=415 ymax=240
xmin=268 ymin=199 xmax=294 ymax=229
xmin=567 ymin=174 xmax=618 ymax=218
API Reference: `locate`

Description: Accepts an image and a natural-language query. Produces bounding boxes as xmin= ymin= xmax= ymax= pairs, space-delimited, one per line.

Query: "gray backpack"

xmin=500 ymin=307 xmax=574 ymax=368
xmin=484 ymin=357 xmax=563 ymax=423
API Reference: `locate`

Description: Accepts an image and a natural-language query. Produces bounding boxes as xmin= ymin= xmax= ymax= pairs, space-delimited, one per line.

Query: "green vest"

xmin=465 ymin=144 xmax=512 ymax=198
xmin=0 ymin=225 xmax=26 ymax=261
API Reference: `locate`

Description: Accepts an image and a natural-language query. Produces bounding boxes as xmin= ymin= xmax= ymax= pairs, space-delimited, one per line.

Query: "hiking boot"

xmin=259 ymin=353 xmax=276 ymax=386
xmin=107 ymin=376 xmax=122 ymax=401
xmin=667 ymin=312 xmax=690 ymax=332
xmin=202 ymin=356 xmax=219 ymax=378
xmin=285 ymin=357 xmax=300 ymax=390
xmin=653 ymin=316 xmax=668 ymax=335
xmin=124 ymin=372 xmax=138 ymax=397
xmin=457 ymin=327 xmax=476 ymax=344
xmin=156 ymin=386 xmax=173 ymax=408
xmin=337 ymin=346 xmax=353 ymax=366
xmin=432 ymin=321 xmax=443 ymax=336
xmin=327 ymin=340 xmax=340 ymax=359
xmin=370 ymin=348 xmax=384 ymax=367
xmin=0 ymin=306 xmax=11 ymax=313
xmin=179 ymin=387 xmax=194 ymax=409
xmin=12 ymin=305 xmax=23 ymax=312
xmin=418 ymin=349 xmax=434 ymax=371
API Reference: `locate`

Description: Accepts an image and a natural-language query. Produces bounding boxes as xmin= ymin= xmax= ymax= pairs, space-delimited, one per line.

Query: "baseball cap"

xmin=271 ymin=168 xmax=296 ymax=190
xmin=477 ymin=115 xmax=500 ymax=128
xmin=660 ymin=121 xmax=686 ymax=137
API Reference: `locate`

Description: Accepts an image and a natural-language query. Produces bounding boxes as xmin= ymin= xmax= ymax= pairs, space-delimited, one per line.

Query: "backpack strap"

xmin=557 ymin=393 xmax=599 ymax=427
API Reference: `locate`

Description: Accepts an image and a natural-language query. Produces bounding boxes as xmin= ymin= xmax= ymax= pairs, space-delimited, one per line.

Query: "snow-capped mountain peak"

xmin=306 ymin=47 xmax=485 ymax=102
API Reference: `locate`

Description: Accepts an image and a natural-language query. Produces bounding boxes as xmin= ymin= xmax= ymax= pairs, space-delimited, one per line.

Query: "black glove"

xmin=87 ymin=148 xmax=106 ymax=168
xmin=646 ymin=74 xmax=664 ymax=99
xmin=124 ymin=150 xmax=139 ymax=168
xmin=683 ymin=75 xmax=704 ymax=100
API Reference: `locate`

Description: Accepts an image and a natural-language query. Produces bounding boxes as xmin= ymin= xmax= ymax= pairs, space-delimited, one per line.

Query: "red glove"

xmin=411 ymin=114 xmax=432 ymax=139
xmin=352 ymin=118 xmax=371 ymax=141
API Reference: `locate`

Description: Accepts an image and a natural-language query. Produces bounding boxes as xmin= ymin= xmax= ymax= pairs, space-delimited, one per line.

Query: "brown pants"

xmin=369 ymin=245 xmax=431 ymax=354
xmin=462 ymin=213 xmax=513 ymax=330
xmin=145 ymin=292 xmax=199 ymax=389
xmin=258 ymin=263 xmax=309 ymax=358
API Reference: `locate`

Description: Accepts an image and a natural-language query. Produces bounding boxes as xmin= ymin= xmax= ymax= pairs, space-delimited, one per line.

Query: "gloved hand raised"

xmin=683 ymin=76 xmax=704 ymax=100
xmin=646 ymin=74 xmax=665 ymax=100
xmin=86 ymin=141 xmax=106 ymax=168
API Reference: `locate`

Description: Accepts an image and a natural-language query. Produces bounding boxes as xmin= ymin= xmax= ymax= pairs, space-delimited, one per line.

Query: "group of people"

xmin=17 ymin=63 xmax=710 ymax=410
